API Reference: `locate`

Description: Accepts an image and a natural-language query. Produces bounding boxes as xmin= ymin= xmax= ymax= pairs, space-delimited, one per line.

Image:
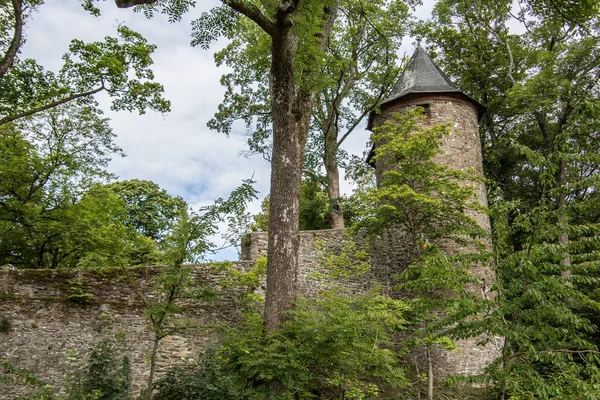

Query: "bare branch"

xmin=0 ymin=0 xmax=24 ymax=80
xmin=0 ymin=85 xmax=104 ymax=127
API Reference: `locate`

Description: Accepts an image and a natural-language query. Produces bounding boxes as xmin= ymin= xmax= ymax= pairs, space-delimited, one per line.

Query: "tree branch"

xmin=0 ymin=85 xmax=104 ymax=127
xmin=114 ymin=0 xmax=277 ymax=36
xmin=0 ymin=0 xmax=24 ymax=81
xmin=114 ymin=0 xmax=157 ymax=8
xmin=224 ymin=0 xmax=276 ymax=37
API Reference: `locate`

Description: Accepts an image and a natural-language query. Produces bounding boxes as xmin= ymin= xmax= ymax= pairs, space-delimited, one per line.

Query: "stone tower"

xmin=367 ymin=46 xmax=499 ymax=377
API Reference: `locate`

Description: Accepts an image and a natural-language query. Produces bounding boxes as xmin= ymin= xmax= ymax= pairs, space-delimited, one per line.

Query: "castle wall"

xmin=0 ymin=229 xmax=377 ymax=399
xmin=0 ymin=265 xmax=249 ymax=398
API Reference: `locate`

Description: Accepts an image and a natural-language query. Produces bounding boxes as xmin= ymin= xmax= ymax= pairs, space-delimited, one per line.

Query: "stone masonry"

xmin=0 ymin=229 xmax=377 ymax=399
xmin=367 ymin=46 xmax=500 ymax=377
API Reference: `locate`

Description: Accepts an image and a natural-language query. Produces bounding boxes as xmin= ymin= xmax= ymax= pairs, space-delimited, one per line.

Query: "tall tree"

xmin=205 ymin=0 xmax=411 ymax=229
xmin=419 ymin=0 xmax=600 ymax=397
xmin=115 ymin=0 xmax=341 ymax=331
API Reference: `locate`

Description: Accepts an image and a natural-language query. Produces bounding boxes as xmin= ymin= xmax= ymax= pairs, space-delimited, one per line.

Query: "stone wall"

xmin=0 ymin=264 xmax=251 ymax=398
xmin=241 ymin=229 xmax=379 ymax=296
xmin=0 ymin=229 xmax=379 ymax=399
xmin=0 ymin=223 xmax=499 ymax=398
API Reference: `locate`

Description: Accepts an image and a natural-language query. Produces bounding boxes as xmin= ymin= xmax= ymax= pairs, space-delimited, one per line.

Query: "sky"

xmin=21 ymin=1 xmax=434 ymax=260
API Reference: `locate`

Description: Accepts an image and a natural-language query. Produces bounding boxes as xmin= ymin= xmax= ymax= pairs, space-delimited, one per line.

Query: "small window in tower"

xmin=416 ymin=103 xmax=431 ymax=117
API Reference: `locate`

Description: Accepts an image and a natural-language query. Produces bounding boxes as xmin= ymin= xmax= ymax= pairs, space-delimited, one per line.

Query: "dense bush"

xmin=64 ymin=339 xmax=131 ymax=400
xmin=153 ymin=349 xmax=245 ymax=400
xmin=154 ymin=291 xmax=409 ymax=400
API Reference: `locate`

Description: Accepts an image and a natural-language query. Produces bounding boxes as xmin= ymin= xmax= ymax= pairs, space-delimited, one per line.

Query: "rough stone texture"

xmin=371 ymin=93 xmax=500 ymax=377
xmin=242 ymin=229 xmax=382 ymax=296
xmin=0 ymin=265 xmax=252 ymax=399
xmin=0 ymin=230 xmax=380 ymax=399
xmin=372 ymin=95 xmax=495 ymax=291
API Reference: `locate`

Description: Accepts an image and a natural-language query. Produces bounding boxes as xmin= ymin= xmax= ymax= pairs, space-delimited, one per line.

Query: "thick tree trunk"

xmin=323 ymin=125 xmax=344 ymax=228
xmin=264 ymin=29 xmax=302 ymax=332
xmin=264 ymin=0 xmax=339 ymax=332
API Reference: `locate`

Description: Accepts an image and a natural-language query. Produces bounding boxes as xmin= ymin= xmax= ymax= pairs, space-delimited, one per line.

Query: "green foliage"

xmin=125 ymin=0 xmax=197 ymax=23
xmin=152 ymin=348 xmax=245 ymax=400
xmin=249 ymin=178 xmax=331 ymax=232
xmin=212 ymin=257 xmax=267 ymax=292
xmin=0 ymin=360 xmax=58 ymax=400
xmin=419 ymin=1 xmax=600 ymax=397
xmin=1 ymin=23 xmax=170 ymax=126
xmin=315 ymin=236 xmax=371 ymax=280
xmin=67 ymin=280 xmax=95 ymax=305
xmin=298 ymin=177 xmax=330 ymax=231
xmin=0 ymin=109 xmax=173 ymax=269
xmin=2 ymin=338 xmax=130 ymax=400
xmin=0 ymin=106 xmax=132 ymax=269
xmin=104 ymin=179 xmax=187 ymax=242
xmin=218 ymin=291 xmax=410 ymax=399
xmin=0 ymin=95 xmax=255 ymax=268
xmin=161 ymin=178 xmax=258 ymax=265
xmin=477 ymin=198 xmax=600 ymax=399
xmin=63 ymin=339 xmax=131 ymax=400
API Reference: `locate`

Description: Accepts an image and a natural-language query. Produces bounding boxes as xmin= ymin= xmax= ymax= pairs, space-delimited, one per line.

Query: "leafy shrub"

xmin=152 ymin=348 xmax=245 ymax=400
xmin=64 ymin=339 xmax=131 ymax=400
xmin=218 ymin=291 xmax=410 ymax=399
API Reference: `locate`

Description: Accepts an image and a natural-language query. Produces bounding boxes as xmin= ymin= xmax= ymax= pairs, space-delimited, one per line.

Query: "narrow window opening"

xmin=416 ymin=103 xmax=431 ymax=117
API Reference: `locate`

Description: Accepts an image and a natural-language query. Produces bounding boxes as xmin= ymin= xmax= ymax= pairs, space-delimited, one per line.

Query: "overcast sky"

xmin=22 ymin=1 xmax=433 ymax=260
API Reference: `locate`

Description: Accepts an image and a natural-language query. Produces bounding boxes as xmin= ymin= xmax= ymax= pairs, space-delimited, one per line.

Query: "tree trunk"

xmin=556 ymin=158 xmax=571 ymax=278
xmin=324 ymin=125 xmax=344 ymax=228
xmin=264 ymin=28 xmax=302 ymax=332
xmin=145 ymin=337 xmax=160 ymax=400
xmin=264 ymin=0 xmax=339 ymax=332
xmin=426 ymin=347 xmax=434 ymax=400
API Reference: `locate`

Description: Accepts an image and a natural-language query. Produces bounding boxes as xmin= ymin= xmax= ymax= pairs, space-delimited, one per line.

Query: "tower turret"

xmin=367 ymin=46 xmax=498 ymax=378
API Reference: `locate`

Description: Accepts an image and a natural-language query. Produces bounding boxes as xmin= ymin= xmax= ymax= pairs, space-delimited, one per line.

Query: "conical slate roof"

xmin=382 ymin=45 xmax=461 ymax=105
xmin=366 ymin=46 xmax=486 ymax=166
